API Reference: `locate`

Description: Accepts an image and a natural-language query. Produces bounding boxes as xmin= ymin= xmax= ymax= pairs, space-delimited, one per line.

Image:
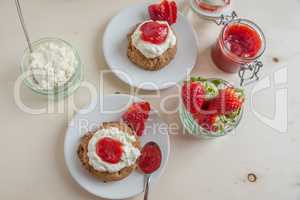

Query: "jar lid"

xmin=189 ymin=0 xmax=233 ymax=21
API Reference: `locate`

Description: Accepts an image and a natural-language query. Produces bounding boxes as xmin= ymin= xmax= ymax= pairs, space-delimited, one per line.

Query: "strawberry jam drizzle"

xmin=96 ymin=137 xmax=123 ymax=164
xmin=140 ymin=21 xmax=169 ymax=45
xmin=138 ymin=142 xmax=162 ymax=174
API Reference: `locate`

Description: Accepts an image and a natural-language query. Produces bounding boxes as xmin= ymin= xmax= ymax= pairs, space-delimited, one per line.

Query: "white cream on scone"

xmin=87 ymin=127 xmax=140 ymax=173
xmin=131 ymin=20 xmax=177 ymax=59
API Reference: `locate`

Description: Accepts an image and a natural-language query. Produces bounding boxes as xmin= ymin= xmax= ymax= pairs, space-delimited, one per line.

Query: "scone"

xmin=77 ymin=122 xmax=141 ymax=182
xmin=127 ymin=20 xmax=177 ymax=71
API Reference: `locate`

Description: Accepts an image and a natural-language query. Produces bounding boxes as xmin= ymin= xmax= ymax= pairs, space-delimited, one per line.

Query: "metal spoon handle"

xmin=15 ymin=0 xmax=33 ymax=52
xmin=144 ymin=175 xmax=151 ymax=200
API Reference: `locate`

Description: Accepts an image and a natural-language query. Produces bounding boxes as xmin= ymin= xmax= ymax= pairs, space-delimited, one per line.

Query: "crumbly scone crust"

xmin=127 ymin=25 xmax=177 ymax=71
xmin=77 ymin=122 xmax=141 ymax=182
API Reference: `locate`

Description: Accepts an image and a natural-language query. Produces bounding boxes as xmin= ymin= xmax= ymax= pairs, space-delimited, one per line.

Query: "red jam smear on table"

xmin=211 ymin=23 xmax=262 ymax=73
xmin=96 ymin=137 xmax=123 ymax=164
xmin=140 ymin=21 xmax=169 ymax=45
xmin=138 ymin=142 xmax=162 ymax=174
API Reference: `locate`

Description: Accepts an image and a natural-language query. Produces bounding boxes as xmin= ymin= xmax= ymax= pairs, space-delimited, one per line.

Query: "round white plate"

xmin=103 ymin=2 xmax=198 ymax=91
xmin=64 ymin=94 xmax=170 ymax=199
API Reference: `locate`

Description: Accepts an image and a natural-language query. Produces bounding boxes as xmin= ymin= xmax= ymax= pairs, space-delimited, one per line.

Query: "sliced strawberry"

xmin=138 ymin=101 xmax=151 ymax=111
xmin=192 ymin=98 xmax=221 ymax=132
xmin=122 ymin=102 xmax=151 ymax=136
xmin=170 ymin=1 xmax=178 ymax=24
xmin=182 ymin=81 xmax=205 ymax=114
xmin=194 ymin=112 xmax=219 ymax=132
xmin=162 ymin=0 xmax=171 ymax=23
xmin=148 ymin=0 xmax=178 ymax=25
xmin=209 ymin=87 xmax=245 ymax=115
xmin=148 ymin=4 xmax=159 ymax=21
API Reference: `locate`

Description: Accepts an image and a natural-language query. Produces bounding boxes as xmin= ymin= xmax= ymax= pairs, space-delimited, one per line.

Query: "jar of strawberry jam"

xmin=189 ymin=0 xmax=234 ymax=21
xmin=196 ymin=0 xmax=230 ymax=13
xmin=211 ymin=19 xmax=266 ymax=73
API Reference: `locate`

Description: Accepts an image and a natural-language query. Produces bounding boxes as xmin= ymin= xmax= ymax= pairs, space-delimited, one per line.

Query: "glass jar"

xmin=21 ymin=37 xmax=83 ymax=100
xmin=211 ymin=19 xmax=266 ymax=73
xmin=179 ymin=78 xmax=244 ymax=139
xmin=189 ymin=0 xmax=233 ymax=21
xmin=196 ymin=0 xmax=230 ymax=13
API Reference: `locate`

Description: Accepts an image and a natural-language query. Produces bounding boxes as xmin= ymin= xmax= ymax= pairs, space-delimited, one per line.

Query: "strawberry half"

xmin=209 ymin=87 xmax=245 ymax=115
xmin=122 ymin=102 xmax=151 ymax=136
xmin=148 ymin=0 xmax=178 ymax=25
xmin=182 ymin=81 xmax=205 ymax=115
xmin=194 ymin=112 xmax=220 ymax=132
xmin=192 ymin=99 xmax=223 ymax=132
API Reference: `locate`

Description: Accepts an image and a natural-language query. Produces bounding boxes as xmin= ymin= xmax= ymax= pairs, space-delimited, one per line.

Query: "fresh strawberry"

xmin=148 ymin=5 xmax=160 ymax=22
xmin=192 ymin=99 xmax=222 ymax=132
xmin=182 ymin=81 xmax=205 ymax=114
xmin=148 ymin=0 xmax=178 ymax=25
xmin=194 ymin=112 xmax=220 ymax=132
xmin=170 ymin=1 xmax=177 ymax=24
xmin=209 ymin=87 xmax=245 ymax=115
xmin=122 ymin=102 xmax=151 ymax=136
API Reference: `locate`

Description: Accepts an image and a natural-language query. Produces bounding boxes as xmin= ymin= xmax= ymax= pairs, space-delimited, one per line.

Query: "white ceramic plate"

xmin=64 ymin=94 xmax=170 ymax=199
xmin=103 ymin=2 xmax=198 ymax=90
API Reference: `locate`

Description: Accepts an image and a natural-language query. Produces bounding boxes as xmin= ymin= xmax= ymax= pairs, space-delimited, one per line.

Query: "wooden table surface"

xmin=0 ymin=0 xmax=299 ymax=199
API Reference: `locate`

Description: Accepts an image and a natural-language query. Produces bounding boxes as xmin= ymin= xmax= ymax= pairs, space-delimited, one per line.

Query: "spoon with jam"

xmin=138 ymin=142 xmax=162 ymax=200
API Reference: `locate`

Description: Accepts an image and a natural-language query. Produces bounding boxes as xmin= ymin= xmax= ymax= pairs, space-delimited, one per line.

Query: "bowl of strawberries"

xmin=179 ymin=77 xmax=245 ymax=138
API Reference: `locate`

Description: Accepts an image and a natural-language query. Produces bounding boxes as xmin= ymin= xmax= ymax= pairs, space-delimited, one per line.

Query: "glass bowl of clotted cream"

xmin=21 ymin=37 xmax=82 ymax=99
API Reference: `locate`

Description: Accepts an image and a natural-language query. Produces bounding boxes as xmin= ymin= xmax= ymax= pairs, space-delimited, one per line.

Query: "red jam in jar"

xmin=197 ymin=0 xmax=230 ymax=12
xmin=211 ymin=19 xmax=265 ymax=73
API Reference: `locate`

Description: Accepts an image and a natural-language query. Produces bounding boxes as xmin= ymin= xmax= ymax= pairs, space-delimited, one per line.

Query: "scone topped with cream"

xmin=77 ymin=122 xmax=141 ymax=182
xmin=127 ymin=20 xmax=177 ymax=71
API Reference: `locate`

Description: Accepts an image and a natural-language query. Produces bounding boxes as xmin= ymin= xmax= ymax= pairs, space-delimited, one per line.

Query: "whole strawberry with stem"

xmin=122 ymin=102 xmax=151 ymax=136
xmin=209 ymin=87 xmax=245 ymax=115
